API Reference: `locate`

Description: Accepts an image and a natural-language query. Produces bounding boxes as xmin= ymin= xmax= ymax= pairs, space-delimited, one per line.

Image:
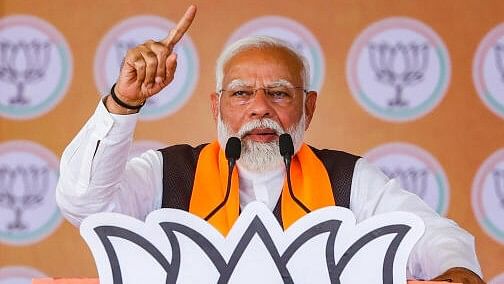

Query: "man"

xmin=56 ymin=5 xmax=485 ymax=283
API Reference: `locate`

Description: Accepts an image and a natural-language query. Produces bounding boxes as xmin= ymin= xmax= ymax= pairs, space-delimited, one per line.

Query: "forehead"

xmin=222 ymin=47 xmax=304 ymax=85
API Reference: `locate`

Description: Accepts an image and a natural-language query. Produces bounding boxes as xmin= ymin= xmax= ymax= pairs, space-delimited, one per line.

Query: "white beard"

xmin=217 ymin=113 xmax=306 ymax=173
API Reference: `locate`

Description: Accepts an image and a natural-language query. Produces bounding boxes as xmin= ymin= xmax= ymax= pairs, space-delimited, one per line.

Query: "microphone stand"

xmin=204 ymin=137 xmax=241 ymax=221
xmin=280 ymin=134 xmax=310 ymax=214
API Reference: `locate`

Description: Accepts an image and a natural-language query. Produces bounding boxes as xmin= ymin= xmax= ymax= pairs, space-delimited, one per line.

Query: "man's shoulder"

xmin=158 ymin=143 xmax=209 ymax=154
xmin=308 ymin=146 xmax=362 ymax=208
xmin=308 ymin=145 xmax=362 ymax=162
xmin=157 ymin=143 xmax=210 ymax=165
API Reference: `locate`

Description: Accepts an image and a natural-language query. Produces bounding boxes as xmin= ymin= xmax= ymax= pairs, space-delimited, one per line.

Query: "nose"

xmin=247 ymin=89 xmax=274 ymax=119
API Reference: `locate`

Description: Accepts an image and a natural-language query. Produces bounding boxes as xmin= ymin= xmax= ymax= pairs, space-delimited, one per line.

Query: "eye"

xmin=269 ymin=90 xmax=290 ymax=99
xmin=231 ymin=90 xmax=252 ymax=97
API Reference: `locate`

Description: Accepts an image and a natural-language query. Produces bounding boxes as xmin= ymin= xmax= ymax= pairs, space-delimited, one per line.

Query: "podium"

xmin=32 ymin=279 xmax=455 ymax=283
xmin=61 ymin=204 xmax=459 ymax=284
xmin=33 ymin=280 xmax=98 ymax=283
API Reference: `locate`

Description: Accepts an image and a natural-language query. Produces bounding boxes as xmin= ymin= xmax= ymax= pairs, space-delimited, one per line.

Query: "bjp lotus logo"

xmin=0 ymin=15 xmax=73 ymax=120
xmin=347 ymin=17 xmax=451 ymax=122
xmin=365 ymin=142 xmax=450 ymax=215
xmin=472 ymin=149 xmax=504 ymax=245
xmin=368 ymin=42 xmax=429 ymax=107
xmin=81 ymin=202 xmax=425 ymax=283
xmin=473 ymin=23 xmax=504 ymax=119
xmin=0 ymin=141 xmax=61 ymax=245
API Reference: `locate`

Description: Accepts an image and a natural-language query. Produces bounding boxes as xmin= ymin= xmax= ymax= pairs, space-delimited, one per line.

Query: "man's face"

xmin=211 ymin=47 xmax=317 ymax=145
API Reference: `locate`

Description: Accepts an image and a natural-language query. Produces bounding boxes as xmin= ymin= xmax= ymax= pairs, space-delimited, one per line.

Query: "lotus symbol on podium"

xmin=81 ymin=202 xmax=425 ymax=284
xmin=0 ymin=165 xmax=50 ymax=230
xmin=0 ymin=40 xmax=51 ymax=105
xmin=368 ymin=42 xmax=429 ymax=107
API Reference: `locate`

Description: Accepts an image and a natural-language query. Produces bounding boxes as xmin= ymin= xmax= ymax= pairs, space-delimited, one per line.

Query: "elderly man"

xmin=56 ymin=5 xmax=485 ymax=283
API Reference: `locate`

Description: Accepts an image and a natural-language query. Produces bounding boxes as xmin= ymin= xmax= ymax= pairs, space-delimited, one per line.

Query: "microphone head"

xmin=225 ymin=137 xmax=241 ymax=161
xmin=279 ymin=133 xmax=294 ymax=157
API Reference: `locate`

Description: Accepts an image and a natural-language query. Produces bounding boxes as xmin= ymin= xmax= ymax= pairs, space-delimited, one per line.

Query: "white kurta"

xmin=56 ymin=100 xmax=482 ymax=280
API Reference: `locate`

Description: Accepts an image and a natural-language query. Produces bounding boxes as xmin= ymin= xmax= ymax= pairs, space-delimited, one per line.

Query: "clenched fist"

xmin=106 ymin=5 xmax=197 ymax=114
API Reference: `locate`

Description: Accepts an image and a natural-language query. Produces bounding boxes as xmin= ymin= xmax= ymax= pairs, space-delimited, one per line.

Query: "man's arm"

xmin=56 ymin=5 xmax=197 ymax=226
xmin=55 ymin=98 xmax=163 ymax=226
xmin=350 ymin=158 xmax=484 ymax=283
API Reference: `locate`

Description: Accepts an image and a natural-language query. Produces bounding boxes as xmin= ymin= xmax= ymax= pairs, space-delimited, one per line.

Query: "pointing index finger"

xmin=162 ymin=4 xmax=197 ymax=47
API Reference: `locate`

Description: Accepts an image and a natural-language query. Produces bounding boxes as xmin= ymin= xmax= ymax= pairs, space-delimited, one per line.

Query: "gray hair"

xmin=215 ymin=35 xmax=310 ymax=92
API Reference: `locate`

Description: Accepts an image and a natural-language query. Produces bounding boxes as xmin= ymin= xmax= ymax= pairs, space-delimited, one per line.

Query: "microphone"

xmin=279 ymin=133 xmax=310 ymax=213
xmin=225 ymin=137 xmax=242 ymax=166
xmin=279 ymin=133 xmax=294 ymax=159
xmin=204 ymin=137 xmax=241 ymax=221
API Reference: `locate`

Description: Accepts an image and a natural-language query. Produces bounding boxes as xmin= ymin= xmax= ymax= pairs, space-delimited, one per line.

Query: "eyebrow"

xmin=226 ymin=79 xmax=251 ymax=90
xmin=268 ymin=79 xmax=295 ymax=88
xmin=225 ymin=79 xmax=295 ymax=89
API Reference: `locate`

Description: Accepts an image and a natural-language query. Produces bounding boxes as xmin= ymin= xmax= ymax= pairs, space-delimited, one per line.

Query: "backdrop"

xmin=1 ymin=0 xmax=504 ymax=282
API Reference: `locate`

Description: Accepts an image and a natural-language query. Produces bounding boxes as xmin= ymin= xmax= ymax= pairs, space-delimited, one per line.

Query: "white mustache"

xmin=237 ymin=119 xmax=285 ymax=138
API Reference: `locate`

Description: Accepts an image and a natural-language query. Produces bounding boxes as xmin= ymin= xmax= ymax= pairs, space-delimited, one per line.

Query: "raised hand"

xmin=108 ymin=5 xmax=197 ymax=113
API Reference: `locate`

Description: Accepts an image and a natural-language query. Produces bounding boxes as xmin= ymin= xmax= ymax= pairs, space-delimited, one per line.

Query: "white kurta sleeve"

xmin=55 ymin=100 xmax=164 ymax=226
xmin=349 ymin=158 xmax=482 ymax=280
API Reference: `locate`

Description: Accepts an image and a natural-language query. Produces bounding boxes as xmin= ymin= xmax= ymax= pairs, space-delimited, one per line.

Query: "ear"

xmin=304 ymin=91 xmax=317 ymax=130
xmin=210 ymin=92 xmax=219 ymax=122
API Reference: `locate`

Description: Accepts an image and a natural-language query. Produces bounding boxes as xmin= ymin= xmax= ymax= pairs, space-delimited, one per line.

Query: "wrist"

xmin=104 ymin=95 xmax=138 ymax=115
xmin=105 ymin=84 xmax=145 ymax=115
xmin=113 ymin=84 xmax=145 ymax=108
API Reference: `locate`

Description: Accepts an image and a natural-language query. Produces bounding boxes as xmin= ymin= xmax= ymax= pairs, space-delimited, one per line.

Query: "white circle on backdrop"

xmin=489 ymin=272 xmax=504 ymax=284
xmin=472 ymin=148 xmax=504 ymax=245
xmin=365 ymin=142 xmax=450 ymax=215
xmin=94 ymin=15 xmax=199 ymax=120
xmin=0 ymin=141 xmax=62 ymax=246
xmin=347 ymin=17 xmax=451 ymax=122
xmin=225 ymin=16 xmax=325 ymax=91
xmin=0 ymin=266 xmax=46 ymax=284
xmin=0 ymin=15 xmax=73 ymax=120
xmin=473 ymin=23 xmax=504 ymax=119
